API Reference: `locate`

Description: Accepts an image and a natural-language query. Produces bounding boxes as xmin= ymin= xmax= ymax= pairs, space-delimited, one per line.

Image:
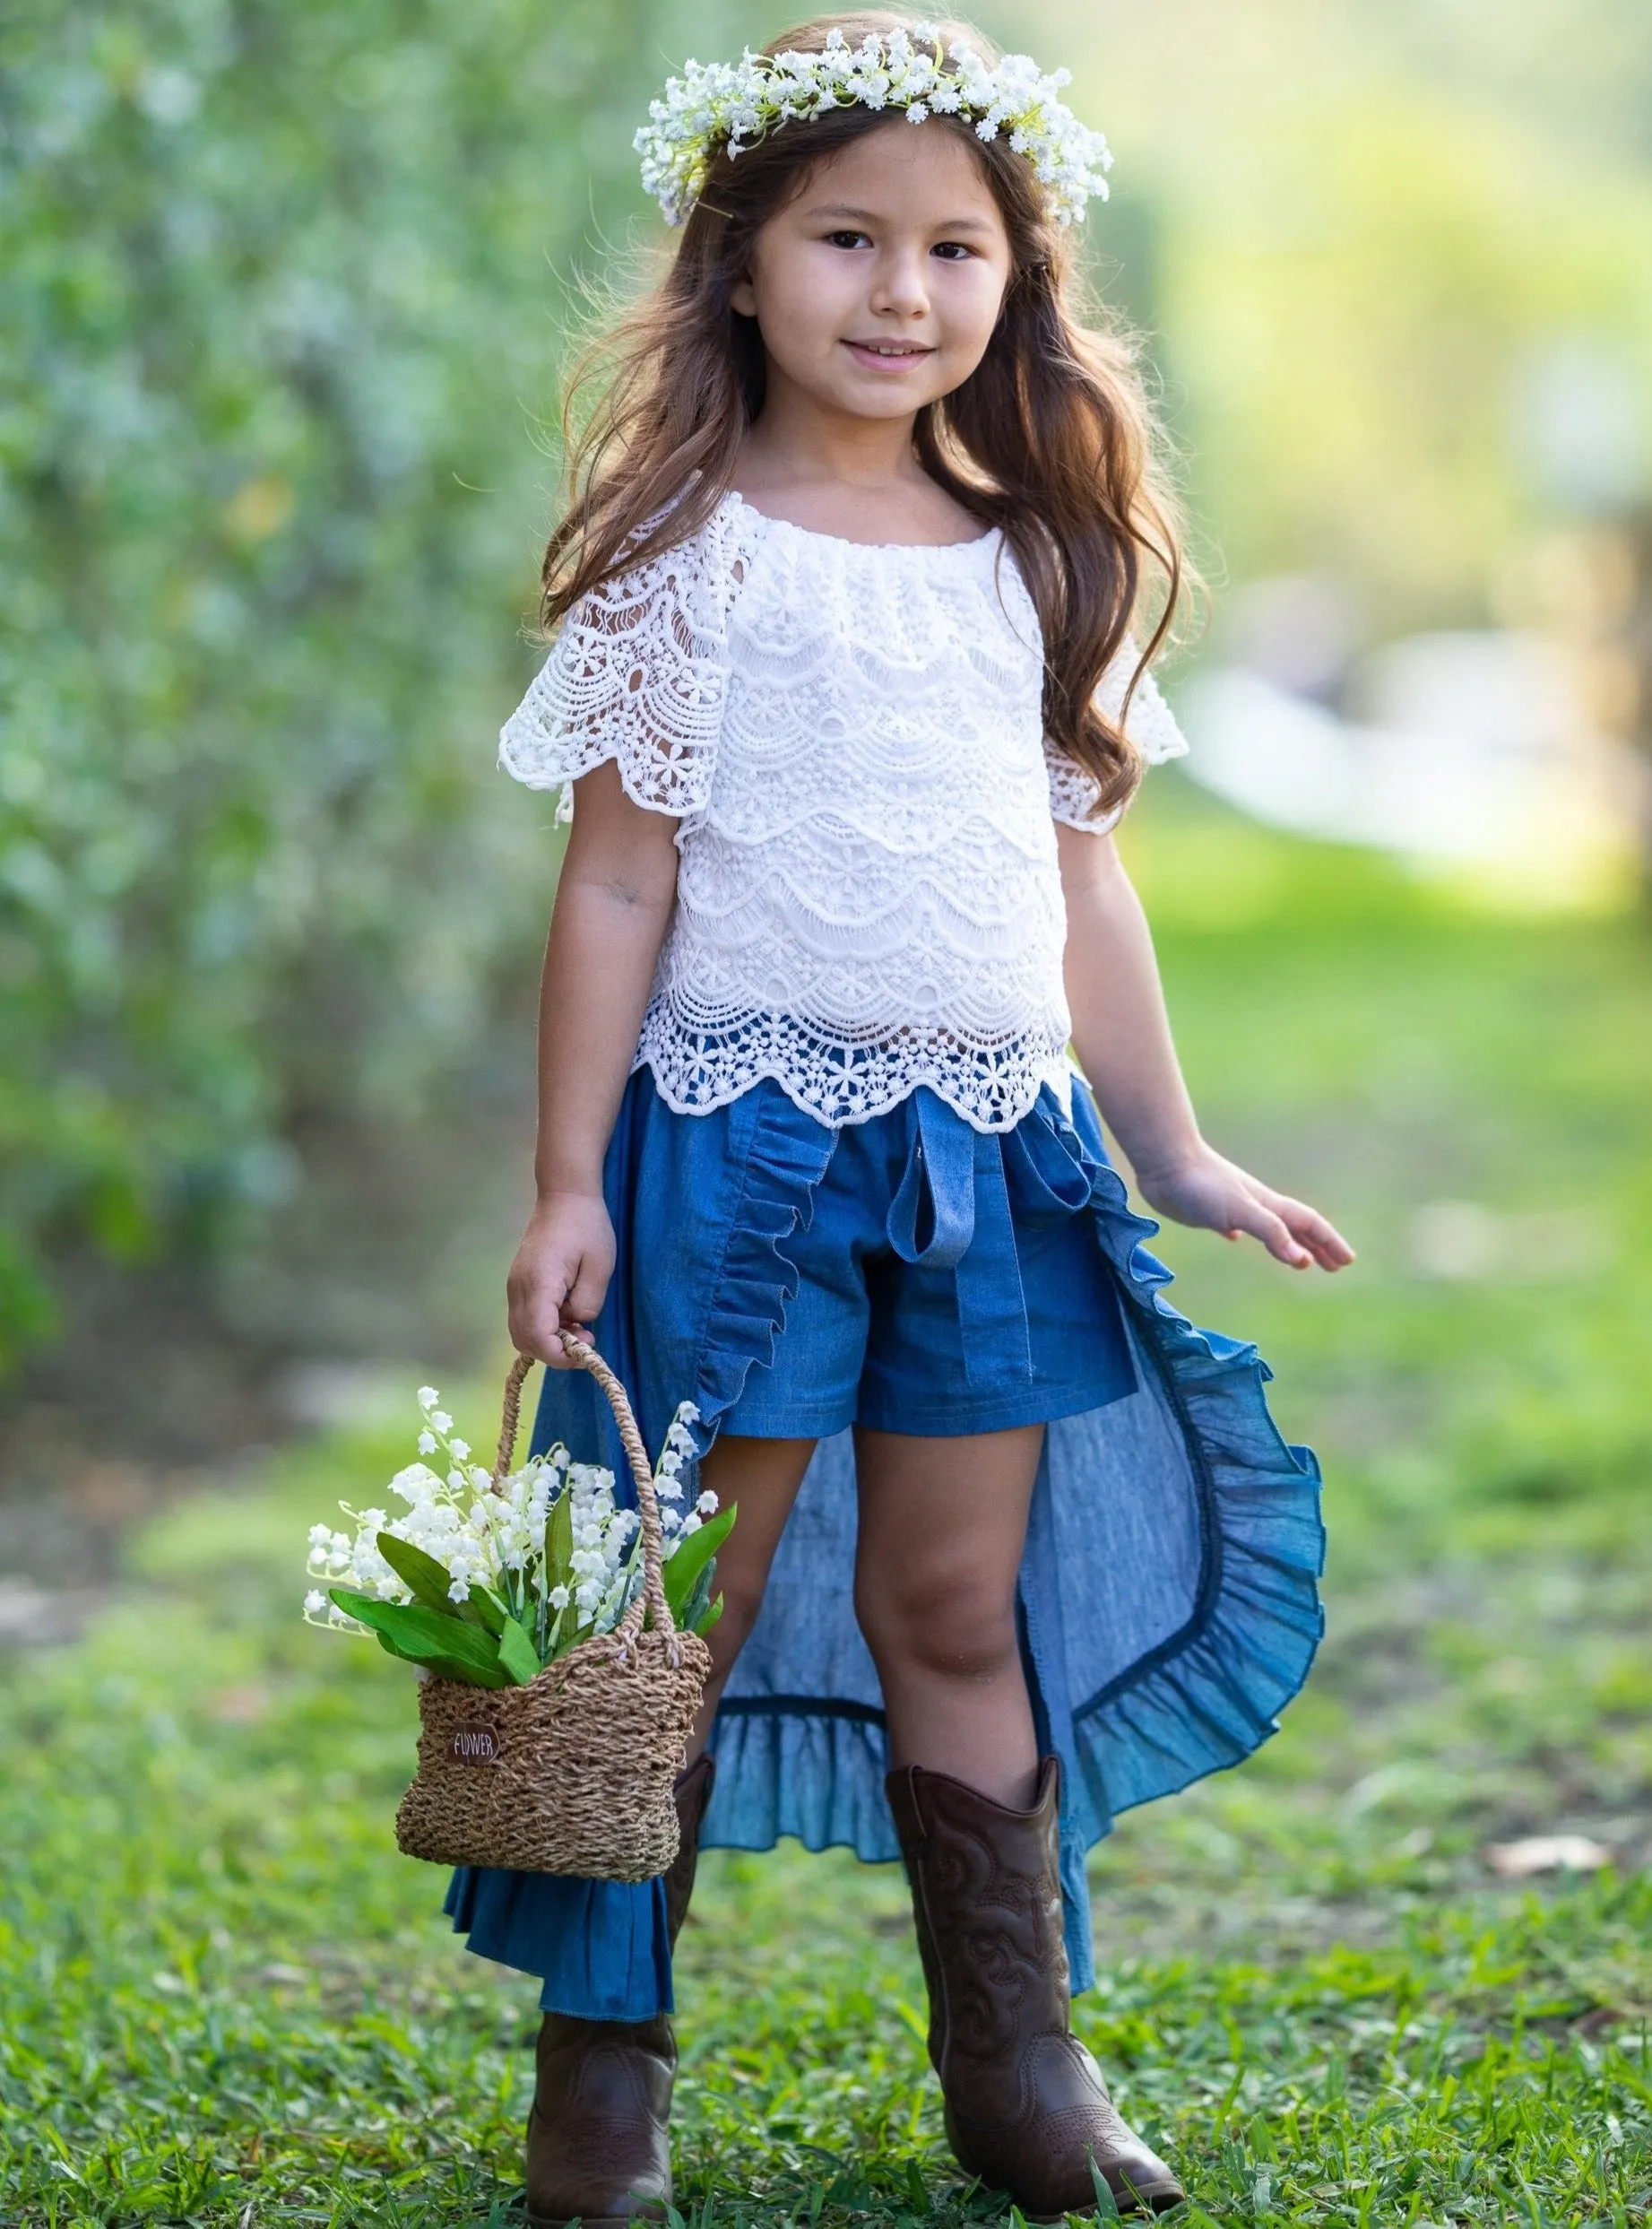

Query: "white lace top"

xmin=500 ymin=490 xmax=1187 ymax=1132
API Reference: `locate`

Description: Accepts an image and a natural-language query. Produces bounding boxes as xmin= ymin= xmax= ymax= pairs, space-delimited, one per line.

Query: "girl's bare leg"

xmin=852 ymin=1424 xmax=1044 ymax=1808
xmin=686 ymin=1433 xmax=817 ymax=1756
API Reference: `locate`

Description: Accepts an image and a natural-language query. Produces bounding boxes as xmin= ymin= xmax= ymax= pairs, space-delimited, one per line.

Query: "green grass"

xmin=3 ymin=785 xmax=1651 ymax=2225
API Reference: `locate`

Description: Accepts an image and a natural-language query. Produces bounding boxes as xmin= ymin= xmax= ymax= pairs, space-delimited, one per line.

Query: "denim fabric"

xmin=722 ymin=1081 xmax=1135 ymax=1437
xmin=441 ymin=1869 xmax=670 ymax=2024
xmin=447 ymin=1066 xmax=1326 ymax=2020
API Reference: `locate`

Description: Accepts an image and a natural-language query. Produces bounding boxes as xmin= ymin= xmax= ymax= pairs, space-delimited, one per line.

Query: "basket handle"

xmin=491 ymin=1340 xmax=676 ymax=1646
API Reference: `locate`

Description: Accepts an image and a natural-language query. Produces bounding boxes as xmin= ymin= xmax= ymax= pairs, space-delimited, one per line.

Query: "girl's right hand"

xmin=506 ymin=1190 xmax=618 ymax=1366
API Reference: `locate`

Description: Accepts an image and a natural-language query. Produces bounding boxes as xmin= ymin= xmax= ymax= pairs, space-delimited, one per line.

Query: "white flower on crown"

xmin=634 ymin=22 xmax=1111 ymax=230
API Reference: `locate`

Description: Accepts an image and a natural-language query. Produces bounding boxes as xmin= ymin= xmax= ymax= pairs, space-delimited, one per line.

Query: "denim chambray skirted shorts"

xmin=445 ymin=1066 xmax=1325 ymax=2021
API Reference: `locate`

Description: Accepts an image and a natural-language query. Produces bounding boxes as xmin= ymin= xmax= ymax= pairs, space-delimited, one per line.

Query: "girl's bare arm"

xmin=506 ymin=759 xmax=682 ymax=1362
xmin=1057 ymin=824 xmax=1353 ymax=1271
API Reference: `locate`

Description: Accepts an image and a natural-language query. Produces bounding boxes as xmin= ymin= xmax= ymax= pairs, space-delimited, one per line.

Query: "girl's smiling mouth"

xmin=842 ymin=339 xmax=937 ymax=369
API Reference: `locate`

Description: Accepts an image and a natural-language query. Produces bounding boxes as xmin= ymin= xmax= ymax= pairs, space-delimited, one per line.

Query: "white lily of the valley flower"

xmin=303 ymin=1391 xmax=709 ymax=1655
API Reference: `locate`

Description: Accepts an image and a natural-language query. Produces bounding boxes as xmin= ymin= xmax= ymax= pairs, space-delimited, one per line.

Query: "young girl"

xmin=448 ymin=15 xmax=1353 ymax=2223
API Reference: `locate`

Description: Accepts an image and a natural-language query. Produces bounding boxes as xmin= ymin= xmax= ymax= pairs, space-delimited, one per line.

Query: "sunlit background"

xmin=2 ymin=3 xmax=1649 ymax=2219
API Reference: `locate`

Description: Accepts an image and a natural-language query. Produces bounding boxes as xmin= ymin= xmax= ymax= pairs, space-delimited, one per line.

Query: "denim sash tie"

xmin=884 ymin=1088 xmax=1095 ymax=1390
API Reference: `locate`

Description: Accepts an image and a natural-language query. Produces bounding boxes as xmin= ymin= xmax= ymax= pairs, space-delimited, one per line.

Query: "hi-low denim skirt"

xmin=445 ymin=1065 xmax=1324 ymax=2020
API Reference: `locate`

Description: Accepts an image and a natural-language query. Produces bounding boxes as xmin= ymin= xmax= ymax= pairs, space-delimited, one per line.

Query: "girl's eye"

xmin=931 ymin=241 xmax=973 ymax=263
xmin=825 ymin=230 xmax=870 ymax=250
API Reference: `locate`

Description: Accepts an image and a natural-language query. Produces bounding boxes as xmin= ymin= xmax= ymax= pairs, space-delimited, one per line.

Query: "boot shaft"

xmin=885 ymin=1756 xmax=1071 ymax=2086
xmin=883 ymin=1756 xmax=1185 ymax=2218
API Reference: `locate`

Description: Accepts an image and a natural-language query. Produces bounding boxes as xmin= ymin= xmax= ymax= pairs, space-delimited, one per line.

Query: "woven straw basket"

xmin=394 ymin=1337 xmax=712 ymax=1881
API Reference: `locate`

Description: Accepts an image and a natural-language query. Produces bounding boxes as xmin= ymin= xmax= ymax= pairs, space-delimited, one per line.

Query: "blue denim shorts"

xmin=621 ymin=1070 xmax=1136 ymax=1443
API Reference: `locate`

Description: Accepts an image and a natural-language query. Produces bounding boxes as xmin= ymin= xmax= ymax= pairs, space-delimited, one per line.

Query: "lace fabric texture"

xmin=1045 ymin=652 xmax=1187 ymax=836
xmin=499 ymin=491 xmax=1188 ymax=1133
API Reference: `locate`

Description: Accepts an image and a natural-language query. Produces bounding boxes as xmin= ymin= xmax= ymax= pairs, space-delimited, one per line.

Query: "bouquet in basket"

xmin=303 ymin=1385 xmax=729 ymax=1683
xmin=301 ymin=1340 xmax=728 ymax=1881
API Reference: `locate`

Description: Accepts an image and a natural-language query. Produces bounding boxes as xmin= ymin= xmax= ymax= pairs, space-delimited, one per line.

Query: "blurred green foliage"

xmin=0 ymin=0 xmax=731 ymax=1365
xmin=1055 ymin=0 xmax=1652 ymax=627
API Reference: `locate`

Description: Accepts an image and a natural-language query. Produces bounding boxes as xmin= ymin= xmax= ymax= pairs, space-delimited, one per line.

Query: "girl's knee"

xmin=854 ymin=1561 xmax=1020 ymax=1685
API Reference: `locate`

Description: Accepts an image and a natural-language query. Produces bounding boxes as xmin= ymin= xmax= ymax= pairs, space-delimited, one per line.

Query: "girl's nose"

xmin=869 ymin=247 xmax=930 ymax=319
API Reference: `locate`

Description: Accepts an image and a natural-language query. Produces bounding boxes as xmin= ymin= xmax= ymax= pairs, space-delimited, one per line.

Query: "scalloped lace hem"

xmin=635 ymin=1032 xmax=1076 ymax=1135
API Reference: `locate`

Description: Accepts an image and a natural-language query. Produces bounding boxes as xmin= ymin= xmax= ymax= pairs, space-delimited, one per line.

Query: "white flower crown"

xmin=635 ymin=22 xmax=1111 ymax=230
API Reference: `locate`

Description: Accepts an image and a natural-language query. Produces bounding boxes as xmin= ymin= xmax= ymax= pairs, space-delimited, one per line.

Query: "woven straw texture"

xmin=395 ymin=1624 xmax=710 ymax=1878
xmin=393 ymin=1338 xmax=713 ymax=1880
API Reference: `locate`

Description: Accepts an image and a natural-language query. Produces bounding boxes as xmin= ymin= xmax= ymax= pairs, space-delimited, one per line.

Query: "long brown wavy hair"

xmin=543 ymin=10 xmax=1184 ymax=820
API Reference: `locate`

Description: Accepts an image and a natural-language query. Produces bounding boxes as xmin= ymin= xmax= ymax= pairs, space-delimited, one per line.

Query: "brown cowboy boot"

xmin=524 ymin=1756 xmax=716 ymax=2229
xmin=886 ymin=1756 xmax=1185 ymax=2221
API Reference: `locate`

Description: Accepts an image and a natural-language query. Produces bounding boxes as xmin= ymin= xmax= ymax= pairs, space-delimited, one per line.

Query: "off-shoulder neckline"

xmin=722 ymin=487 xmax=1000 ymax=558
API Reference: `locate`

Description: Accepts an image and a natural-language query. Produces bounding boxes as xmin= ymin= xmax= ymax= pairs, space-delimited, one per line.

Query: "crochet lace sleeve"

xmin=498 ymin=514 xmax=748 ymax=818
xmin=1045 ymin=637 xmax=1189 ymax=834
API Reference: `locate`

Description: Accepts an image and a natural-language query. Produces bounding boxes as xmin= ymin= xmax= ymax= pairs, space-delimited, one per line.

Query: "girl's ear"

xmin=730 ymin=269 xmax=758 ymax=317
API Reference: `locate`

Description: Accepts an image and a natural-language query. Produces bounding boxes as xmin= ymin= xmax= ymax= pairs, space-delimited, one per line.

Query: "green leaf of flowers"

xmin=544 ymin=1487 xmax=575 ymax=1594
xmin=662 ymin=1503 xmax=736 ymax=1620
xmin=375 ymin=1626 xmax=497 ymax=1686
xmin=465 ymin=1584 xmax=509 ymax=1638
xmin=329 ymin=1589 xmax=510 ymax=1687
xmin=679 ymin=1558 xmax=714 ymax=1635
xmin=375 ymin=1532 xmax=462 ymax=1616
xmin=494 ymin=1615 xmax=543 ymax=1686
xmin=545 ymin=1606 xmax=581 ymax=1664
xmin=691 ymin=1591 xmax=724 ymax=1637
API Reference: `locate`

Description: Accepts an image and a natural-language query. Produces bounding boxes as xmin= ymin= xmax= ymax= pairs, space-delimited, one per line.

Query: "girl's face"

xmin=731 ymin=121 xmax=1014 ymax=426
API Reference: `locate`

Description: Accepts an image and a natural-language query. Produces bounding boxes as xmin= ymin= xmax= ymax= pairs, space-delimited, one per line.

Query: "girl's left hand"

xmin=1134 ymin=1143 xmax=1354 ymax=1271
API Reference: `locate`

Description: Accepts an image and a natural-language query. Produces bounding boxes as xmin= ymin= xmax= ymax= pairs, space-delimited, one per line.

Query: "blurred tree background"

xmin=2 ymin=0 xmax=1649 ymax=1453
xmin=0 ymin=0 xmax=746 ymax=1451
xmin=1053 ymin=0 xmax=1652 ymax=628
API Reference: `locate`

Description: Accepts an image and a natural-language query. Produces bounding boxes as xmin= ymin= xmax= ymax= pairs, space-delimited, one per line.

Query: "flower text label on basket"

xmin=449 ymin=1722 xmax=501 ymax=1764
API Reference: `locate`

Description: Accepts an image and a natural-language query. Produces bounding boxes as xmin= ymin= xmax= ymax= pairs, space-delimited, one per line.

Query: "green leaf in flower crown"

xmin=375 ymin=1532 xmax=462 ymax=1616
xmin=662 ymin=1503 xmax=736 ymax=1622
xmin=330 ymin=1589 xmax=510 ymax=1687
xmin=494 ymin=1614 xmax=543 ymax=1686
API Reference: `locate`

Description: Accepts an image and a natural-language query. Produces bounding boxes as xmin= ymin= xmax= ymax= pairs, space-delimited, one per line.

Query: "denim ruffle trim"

xmin=683 ymin=1080 xmax=837 ymax=1447
xmin=1055 ymin=1085 xmax=1324 ymax=1834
